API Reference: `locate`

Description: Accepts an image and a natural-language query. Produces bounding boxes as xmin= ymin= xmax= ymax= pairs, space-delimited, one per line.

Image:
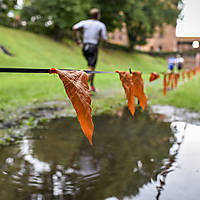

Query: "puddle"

xmin=0 ymin=107 xmax=200 ymax=200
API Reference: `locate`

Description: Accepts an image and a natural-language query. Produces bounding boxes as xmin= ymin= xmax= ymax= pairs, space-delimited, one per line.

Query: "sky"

xmin=176 ymin=0 xmax=200 ymax=37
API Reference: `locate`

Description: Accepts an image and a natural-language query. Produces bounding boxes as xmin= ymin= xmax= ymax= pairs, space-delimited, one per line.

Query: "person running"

xmin=176 ymin=54 xmax=184 ymax=71
xmin=73 ymin=8 xmax=107 ymax=92
xmin=168 ymin=55 xmax=176 ymax=73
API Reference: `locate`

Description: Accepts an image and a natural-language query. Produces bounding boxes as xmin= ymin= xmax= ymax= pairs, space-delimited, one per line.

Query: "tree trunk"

xmin=127 ymin=29 xmax=136 ymax=51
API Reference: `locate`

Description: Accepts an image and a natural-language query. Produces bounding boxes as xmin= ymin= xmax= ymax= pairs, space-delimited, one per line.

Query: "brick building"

xmin=108 ymin=23 xmax=129 ymax=46
xmin=108 ymin=24 xmax=200 ymax=52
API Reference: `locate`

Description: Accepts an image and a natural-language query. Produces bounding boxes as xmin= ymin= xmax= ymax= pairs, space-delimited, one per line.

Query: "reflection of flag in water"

xmin=50 ymin=68 xmax=94 ymax=145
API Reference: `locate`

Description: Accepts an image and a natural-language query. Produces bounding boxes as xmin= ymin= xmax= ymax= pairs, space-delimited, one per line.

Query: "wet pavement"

xmin=0 ymin=107 xmax=200 ymax=200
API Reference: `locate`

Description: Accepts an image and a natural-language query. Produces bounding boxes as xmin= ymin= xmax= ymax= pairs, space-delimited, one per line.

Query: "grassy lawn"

xmin=146 ymin=74 xmax=200 ymax=112
xmin=0 ymin=26 xmax=166 ymax=112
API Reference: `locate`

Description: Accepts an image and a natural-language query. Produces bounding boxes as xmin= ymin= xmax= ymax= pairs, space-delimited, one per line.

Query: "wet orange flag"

xmin=116 ymin=71 xmax=147 ymax=115
xmin=182 ymin=71 xmax=185 ymax=81
xmin=116 ymin=71 xmax=135 ymax=115
xmin=167 ymin=73 xmax=172 ymax=88
xmin=163 ymin=73 xmax=167 ymax=96
xmin=186 ymin=71 xmax=191 ymax=80
xmin=170 ymin=73 xmax=174 ymax=89
xmin=192 ymin=68 xmax=197 ymax=76
xmin=174 ymin=73 xmax=180 ymax=88
xmin=50 ymin=68 xmax=94 ymax=145
xmin=149 ymin=72 xmax=160 ymax=82
xmin=131 ymin=72 xmax=147 ymax=110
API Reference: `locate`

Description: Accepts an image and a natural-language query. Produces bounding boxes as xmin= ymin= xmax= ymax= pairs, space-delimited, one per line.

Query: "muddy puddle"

xmin=0 ymin=107 xmax=200 ymax=200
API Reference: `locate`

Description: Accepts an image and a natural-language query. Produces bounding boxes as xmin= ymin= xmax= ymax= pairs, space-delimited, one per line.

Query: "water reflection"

xmin=0 ymin=107 xmax=197 ymax=200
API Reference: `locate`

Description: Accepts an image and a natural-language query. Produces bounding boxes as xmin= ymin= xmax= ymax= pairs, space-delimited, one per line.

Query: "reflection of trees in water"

xmin=154 ymin=122 xmax=187 ymax=200
xmin=0 ymin=107 xmax=174 ymax=200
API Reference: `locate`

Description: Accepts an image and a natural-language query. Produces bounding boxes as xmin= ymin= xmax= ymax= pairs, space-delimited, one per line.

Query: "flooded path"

xmin=0 ymin=108 xmax=200 ymax=200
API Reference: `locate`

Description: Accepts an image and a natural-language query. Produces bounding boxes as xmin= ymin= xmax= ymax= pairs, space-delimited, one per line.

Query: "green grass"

xmin=0 ymin=26 xmax=166 ymax=112
xmin=146 ymin=74 xmax=200 ymax=112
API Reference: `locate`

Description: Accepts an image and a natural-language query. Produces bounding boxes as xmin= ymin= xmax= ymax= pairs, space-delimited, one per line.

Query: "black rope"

xmin=0 ymin=67 xmax=168 ymax=75
xmin=0 ymin=67 xmax=115 ymax=74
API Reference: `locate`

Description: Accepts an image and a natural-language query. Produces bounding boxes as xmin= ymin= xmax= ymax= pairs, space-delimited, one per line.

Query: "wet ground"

xmin=0 ymin=107 xmax=200 ymax=200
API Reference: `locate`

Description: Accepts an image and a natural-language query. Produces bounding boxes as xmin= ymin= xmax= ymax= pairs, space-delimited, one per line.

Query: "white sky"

xmin=176 ymin=0 xmax=200 ymax=37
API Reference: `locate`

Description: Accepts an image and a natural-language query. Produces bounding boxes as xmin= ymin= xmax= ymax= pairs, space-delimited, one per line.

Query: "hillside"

xmin=0 ymin=26 xmax=167 ymax=112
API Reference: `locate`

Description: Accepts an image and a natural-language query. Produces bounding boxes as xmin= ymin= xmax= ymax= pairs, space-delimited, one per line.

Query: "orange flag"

xmin=132 ymin=72 xmax=147 ymax=110
xmin=192 ymin=68 xmax=197 ymax=76
xmin=174 ymin=73 xmax=180 ymax=88
xmin=167 ymin=73 xmax=171 ymax=88
xmin=50 ymin=68 xmax=94 ymax=145
xmin=163 ymin=73 xmax=167 ymax=96
xmin=149 ymin=72 xmax=160 ymax=82
xmin=182 ymin=71 xmax=185 ymax=81
xmin=116 ymin=71 xmax=147 ymax=115
xmin=116 ymin=71 xmax=135 ymax=115
xmin=186 ymin=71 xmax=191 ymax=80
xmin=171 ymin=73 xmax=174 ymax=89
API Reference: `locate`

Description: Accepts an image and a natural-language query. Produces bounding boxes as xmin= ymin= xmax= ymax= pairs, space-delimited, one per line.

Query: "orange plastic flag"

xmin=131 ymin=72 xmax=147 ymax=110
xmin=163 ymin=73 xmax=167 ymax=96
xmin=174 ymin=73 xmax=180 ymax=88
xmin=186 ymin=71 xmax=191 ymax=80
xmin=192 ymin=68 xmax=197 ymax=76
xmin=171 ymin=74 xmax=174 ymax=89
xmin=116 ymin=71 xmax=135 ymax=115
xmin=149 ymin=72 xmax=160 ymax=82
xmin=50 ymin=68 xmax=94 ymax=145
xmin=116 ymin=71 xmax=147 ymax=115
xmin=182 ymin=71 xmax=185 ymax=81
xmin=167 ymin=73 xmax=171 ymax=88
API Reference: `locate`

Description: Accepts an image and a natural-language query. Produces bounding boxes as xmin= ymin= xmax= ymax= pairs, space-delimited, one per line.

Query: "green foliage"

xmin=19 ymin=0 xmax=182 ymax=46
xmin=0 ymin=0 xmax=17 ymax=26
xmin=21 ymin=0 xmax=87 ymax=37
xmin=0 ymin=0 xmax=17 ymax=14
xmin=122 ymin=0 xmax=182 ymax=49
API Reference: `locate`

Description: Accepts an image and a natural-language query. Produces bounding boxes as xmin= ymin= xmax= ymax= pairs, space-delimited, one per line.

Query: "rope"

xmin=0 ymin=67 xmax=115 ymax=74
xmin=0 ymin=67 xmax=166 ymax=75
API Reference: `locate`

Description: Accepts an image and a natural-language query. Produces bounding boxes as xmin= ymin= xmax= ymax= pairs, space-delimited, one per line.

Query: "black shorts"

xmin=82 ymin=43 xmax=98 ymax=67
xmin=178 ymin=63 xmax=182 ymax=70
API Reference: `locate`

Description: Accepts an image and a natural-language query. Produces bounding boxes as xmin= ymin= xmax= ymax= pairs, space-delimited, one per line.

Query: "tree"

xmin=20 ymin=0 xmax=182 ymax=48
xmin=21 ymin=0 xmax=87 ymax=38
xmin=123 ymin=0 xmax=183 ymax=49
xmin=91 ymin=0 xmax=182 ymax=49
xmin=0 ymin=0 xmax=17 ymax=26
